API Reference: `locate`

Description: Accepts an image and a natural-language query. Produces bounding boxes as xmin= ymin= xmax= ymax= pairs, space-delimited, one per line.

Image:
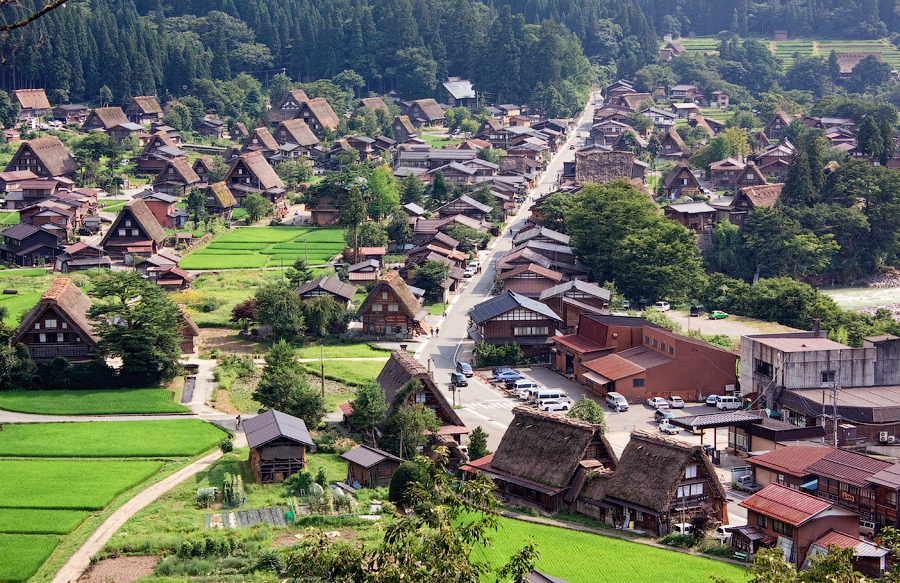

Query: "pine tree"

xmin=781 ymin=151 xmax=816 ymax=207
xmin=211 ymin=29 xmax=231 ymax=80
xmin=879 ymin=120 xmax=895 ymax=166
xmin=858 ymin=115 xmax=884 ymax=159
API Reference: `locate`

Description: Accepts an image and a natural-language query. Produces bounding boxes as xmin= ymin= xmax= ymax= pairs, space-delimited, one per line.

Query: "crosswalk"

xmin=464 ymin=400 xmax=517 ymax=410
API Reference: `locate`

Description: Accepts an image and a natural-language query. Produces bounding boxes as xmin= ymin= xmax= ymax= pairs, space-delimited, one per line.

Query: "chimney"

xmin=812 ymin=317 xmax=821 ymax=335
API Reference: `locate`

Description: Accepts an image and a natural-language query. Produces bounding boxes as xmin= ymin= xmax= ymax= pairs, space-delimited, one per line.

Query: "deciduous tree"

xmin=349 ymin=381 xmax=388 ymax=445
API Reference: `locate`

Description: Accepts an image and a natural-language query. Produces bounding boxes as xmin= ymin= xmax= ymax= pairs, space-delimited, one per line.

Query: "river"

xmin=819 ymin=286 xmax=900 ymax=311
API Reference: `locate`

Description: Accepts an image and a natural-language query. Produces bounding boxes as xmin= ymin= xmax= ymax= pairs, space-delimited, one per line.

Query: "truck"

xmin=735 ymin=475 xmax=763 ymax=493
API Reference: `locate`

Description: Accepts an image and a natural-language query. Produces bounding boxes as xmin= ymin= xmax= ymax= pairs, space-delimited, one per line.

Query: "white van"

xmin=530 ymin=388 xmax=570 ymax=405
xmin=511 ymin=380 xmax=540 ymax=400
xmin=606 ymin=392 xmax=629 ymax=412
xmin=716 ymin=395 xmax=742 ymax=410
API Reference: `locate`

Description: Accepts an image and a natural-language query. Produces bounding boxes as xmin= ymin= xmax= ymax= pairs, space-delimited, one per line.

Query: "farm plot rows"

xmin=474 ymin=516 xmax=747 ymax=583
xmin=0 ymin=420 xmax=225 ymax=581
xmin=180 ymin=227 xmax=346 ymax=269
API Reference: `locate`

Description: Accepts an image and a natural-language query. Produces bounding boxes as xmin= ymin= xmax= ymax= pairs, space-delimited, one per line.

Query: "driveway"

xmin=664 ymin=310 xmax=800 ymax=341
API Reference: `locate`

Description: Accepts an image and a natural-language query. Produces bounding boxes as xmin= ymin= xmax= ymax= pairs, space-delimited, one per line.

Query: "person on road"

xmin=236 ymin=415 xmax=241 ymax=429
xmin=435 ymin=327 xmax=440 ymax=336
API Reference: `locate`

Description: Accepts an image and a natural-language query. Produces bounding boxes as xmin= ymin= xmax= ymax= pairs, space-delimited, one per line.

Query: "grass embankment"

xmin=0 ymin=388 xmax=189 ymax=415
xmin=0 ymin=211 xmax=20 ymax=225
xmin=0 ymin=420 xmax=226 ymax=457
xmin=295 ymin=343 xmax=392 ymax=359
xmin=180 ymin=227 xmax=346 ymax=270
xmin=475 ymin=515 xmax=747 ymax=583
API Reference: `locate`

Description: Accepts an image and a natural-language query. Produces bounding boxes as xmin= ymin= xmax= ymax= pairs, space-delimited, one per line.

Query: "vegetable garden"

xmin=179 ymin=227 xmax=346 ymax=269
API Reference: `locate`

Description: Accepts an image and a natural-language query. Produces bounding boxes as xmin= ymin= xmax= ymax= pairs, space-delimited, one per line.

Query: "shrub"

xmin=285 ymin=470 xmax=314 ymax=496
xmin=219 ymin=438 xmax=234 ymax=453
xmin=315 ymin=466 xmax=328 ymax=487
xmin=388 ymin=461 xmax=421 ymax=502
xmin=474 ymin=342 xmax=525 ymax=368
xmin=256 ymin=550 xmax=284 ymax=573
xmin=222 ymin=472 xmax=244 ymax=508
xmin=661 ymin=533 xmax=698 ymax=548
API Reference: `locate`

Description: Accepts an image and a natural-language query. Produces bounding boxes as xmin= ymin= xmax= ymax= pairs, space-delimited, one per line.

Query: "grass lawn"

xmin=0 ymin=420 xmax=226 ymax=458
xmin=419 ymin=133 xmax=464 ymax=148
xmin=0 ymin=509 xmax=89 ymax=535
xmin=180 ymin=226 xmax=346 ymax=269
xmin=475 ymin=516 xmax=747 ymax=583
xmin=0 ymin=388 xmax=189 ymax=415
xmin=0 ymin=268 xmax=48 ymax=277
xmin=424 ymin=302 xmax=447 ymax=316
xmin=0 ymin=460 xmax=163 ymax=510
xmin=0 ymin=291 xmax=43 ymax=325
xmin=307 ymin=453 xmax=348 ymax=484
xmin=0 ymin=535 xmax=59 ymax=582
xmin=295 ymin=343 xmax=392 ymax=359
xmin=300 ymin=359 xmax=388 ymax=387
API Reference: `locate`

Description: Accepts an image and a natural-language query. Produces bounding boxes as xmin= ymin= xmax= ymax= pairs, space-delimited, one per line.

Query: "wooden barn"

xmin=243 ymin=409 xmax=314 ymax=484
xmin=12 ymin=277 xmax=99 ymax=362
xmin=342 ymin=445 xmax=403 ymax=489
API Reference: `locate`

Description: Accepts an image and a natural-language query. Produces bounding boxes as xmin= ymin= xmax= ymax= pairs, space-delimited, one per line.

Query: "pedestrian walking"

xmin=236 ymin=415 xmax=241 ymax=429
xmin=436 ymin=327 xmax=440 ymax=336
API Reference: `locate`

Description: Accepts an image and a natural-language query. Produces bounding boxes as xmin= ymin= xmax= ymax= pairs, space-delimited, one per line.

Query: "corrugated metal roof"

xmin=341 ymin=444 xmax=402 ymax=468
xmin=468 ymin=291 xmax=562 ymax=324
xmin=748 ymin=446 xmax=835 ymax=477
xmin=813 ymin=530 xmax=891 ymax=557
xmin=581 ymin=353 xmax=645 ymax=381
xmin=739 ymin=484 xmax=832 ymax=526
xmin=243 ymin=409 xmax=313 ymax=449
xmin=806 ymin=449 xmax=892 ymax=488
xmin=867 ymin=462 xmax=900 ymax=488
xmin=750 ymin=336 xmax=851 ymax=352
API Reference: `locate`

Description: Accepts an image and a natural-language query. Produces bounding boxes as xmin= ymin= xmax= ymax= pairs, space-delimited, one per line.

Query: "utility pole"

xmin=320 ymin=344 xmax=325 ymax=397
xmin=832 ymin=380 xmax=840 ymax=447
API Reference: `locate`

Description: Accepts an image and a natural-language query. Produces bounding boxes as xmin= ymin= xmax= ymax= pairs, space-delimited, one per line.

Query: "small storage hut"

xmin=243 ymin=409 xmax=314 ymax=483
xmin=341 ymin=445 xmax=403 ymax=488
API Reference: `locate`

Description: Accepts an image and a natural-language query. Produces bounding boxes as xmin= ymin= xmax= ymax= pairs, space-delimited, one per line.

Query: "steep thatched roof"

xmin=12 ymin=89 xmax=50 ymax=110
xmin=86 ymin=107 xmax=129 ymax=130
xmin=375 ymin=350 xmax=465 ymax=427
xmin=154 ymin=156 xmax=200 ymax=186
xmin=575 ymin=150 xmax=635 ymax=185
xmin=836 ymin=51 xmax=881 ymax=74
xmin=12 ymin=277 xmax=100 ymax=347
xmin=275 ymin=119 xmax=319 ymax=147
xmin=100 ymin=198 xmax=166 ymax=246
xmin=8 ymin=136 xmax=78 ymax=177
xmin=303 ymin=98 xmax=340 ymax=130
xmin=359 ymin=97 xmax=390 ymax=113
xmin=193 ymin=155 xmax=214 ymax=173
xmin=411 ymin=98 xmax=445 ymax=122
xmin=580 ymin=431 xmax=726 ymax=514
xmin=229 ymin=152 xmax=285 ymax=191
xmin=244 ymin=127 xmax=280 ymax=152
xmin=177 ymin=303 xmax=200 ymax=337
xmin=395 ymin=116 xmax=416 ymax=135
xmin=738 ymin=183 xmax=784 ymax=208
xmin=620 ymin=93 xmax=652 ymax=112
xmin=360 ymin=271 xmax=426 ymax=323
xmin=661 ymin=161 xmax=698 ymax=188
xmin=128 ymin=96 xmax=162 ymax=115
xmin=207 ymin=181 xmax=237 ymax=208
xmin=490 ymin=406 xmax=616 ymax=489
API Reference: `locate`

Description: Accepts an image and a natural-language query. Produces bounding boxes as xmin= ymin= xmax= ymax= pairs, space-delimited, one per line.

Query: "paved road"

xmin=414 ymin=91 xmax=601 ymax=451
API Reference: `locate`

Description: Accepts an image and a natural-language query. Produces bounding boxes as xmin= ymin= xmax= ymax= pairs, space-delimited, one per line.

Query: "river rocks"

xmin=851 ymin=273 xmax=900 ymax=288
xmin=857 ymin=303 xmax=900 ymax=319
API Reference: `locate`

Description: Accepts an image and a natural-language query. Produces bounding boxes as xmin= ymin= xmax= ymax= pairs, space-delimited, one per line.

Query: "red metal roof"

xmin=806 ymin=449 xmax=892 ymax=488
xmin=739 ymin=484 xmax=832 ymax=526
xmin=748 ymin=446 xmax=836 ymax=477
xmin=554 ymin=334 xmax=606 ymax=354
xmin=581 ymin=353 xmax=644 ymax=380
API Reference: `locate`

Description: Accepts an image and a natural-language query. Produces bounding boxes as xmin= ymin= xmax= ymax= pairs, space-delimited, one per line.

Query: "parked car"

xmin=646 ymin=397 xmax=669 ymax=410
xmin=496 ymin=370 xmax=525 ymax=384
xmin=659 ymin=420 xmax=679 ymax=435
xmin=735 ymin=475 xmax=763 ymax=493
xmin=655 ymin=409 xmax=675 ymax=424
xmin=622 ymin=300 xmax=631 ymax=310
xmin=653 ymin=301 xmax=671 ymax=311
xmin=708 ymin=310 xmax=729 ymax=320
xmin=605 ymin=391 xmax=629 ymax=412
xmin=671 ymin=523 xmax=692 ymax=535
xmin=539 ymin=399 xmax=570 ymax=412
xmin=464 ymin=268 xmax=475 ymax=278
xmin=860 ymin=520 xmax=876 ymax=537
xmin=666 ymin=396 xmax=685 ymax=409
xmin=690 ymin=305 xmax=705 ymax=317
xmin=450 ymin=372 xmax=468 ymax=387
xmin=716 ymin=395 xmax=743 ymax=410
xmin=705 ymin=395 xmax=718 ymax=406
xmin=492 ymin=366 xmax=513 ymax=377
xmin=713 ymin=526 xmax=732 ymax=543
xmin=456 ymin=362 xmax=474 ymax=377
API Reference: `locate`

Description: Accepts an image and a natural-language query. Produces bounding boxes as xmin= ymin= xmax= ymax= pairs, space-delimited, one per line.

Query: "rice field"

xmin=673 ymin=36 xmax=900 ymax=70
xmin=0 ymin=459 xmax=163 ymax=510
xmin=0 ymin=388 xmax=190 ymax=415
xmin=475 ymin=516 xmax=747 ymax=583
xmin=300 ymin=358 xmax=388 ymax=387
xmin=0 ymin=420 xmax=226 ymax=457
xmin=0 ymin=509 xmax=89 ymax=534
xmin=0 ymin=535 xmax=59 ymax=582
xmin=180 ymin=227 xmax=346 ymax=269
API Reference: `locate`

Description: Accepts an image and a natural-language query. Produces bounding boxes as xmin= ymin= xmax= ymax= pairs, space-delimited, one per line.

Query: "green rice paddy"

xmin=0 ymin=535 xmax=59 ymax=582
xmin=0 ymin=420 xmax=226 ymax=457
xmin=180 ymin=227 xmax=346 ymax=269
xmin=0 ymin=509 xmax=89 ymax=535
xmin=0 ymin=388 xmax=190 ymax=415
xmin=475 ymin=516 xmax=747 ymax=583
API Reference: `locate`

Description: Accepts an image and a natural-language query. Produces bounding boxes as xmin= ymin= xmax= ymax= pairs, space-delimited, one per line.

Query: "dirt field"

xmin=79 ymin=556 xmax=158 ymax=583
xmin=666 ymin=310 xmax=799 ymax=341
xmin=199 ymin=328 xmax=267 ymax=355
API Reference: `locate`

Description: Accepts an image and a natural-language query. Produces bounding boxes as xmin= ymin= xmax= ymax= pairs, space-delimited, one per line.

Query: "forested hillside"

xmin=0 ymin=0 xmax=660 ymax=112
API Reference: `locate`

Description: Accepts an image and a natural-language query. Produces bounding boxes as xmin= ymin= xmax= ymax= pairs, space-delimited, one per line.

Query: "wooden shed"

xmin=243 ymin=409 xmax=314 ymax=484
xmin=341 ymin=445 xmax=402 ymax=489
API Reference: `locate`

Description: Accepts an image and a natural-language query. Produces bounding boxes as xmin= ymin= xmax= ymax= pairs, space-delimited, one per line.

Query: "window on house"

xmin=757 ymin=515 xmax=768 ymax=528
xmin=415 ymin=391 xmax=427 ymax=403
xmin=668 ymin=346 xmax=674 ymax=354
xmin=33 ymin=323 xmax=40 ymax=330
xmin=125 ymin=220 xmax=132 ymax=227
xmin=633 ymin=378 xmax=645 ymax=388
xmin=118 ymin=229 xmax=126 ymax=237
xmin=777 ymin=474 xmax=785 ymax=485
xmin=372 ymin=304 xmax=382 ymax=312
xmin=652 ymin=339 xmax=657 ymax=348
xmin=388 ymin=304 xmax=398 ymax=312
xmin=888 ymin=492 xmax=897 ymax=507
xmin=772 ymin=520 xmax=793 ymax=537
xmin=45 ymin=319 xmax=57 ymax=328
xmin=821 ymin=371 xmax=836 ymax=383
xmin=685 ymin=464 xmax=698 ymax=479
xmin=57 ymin=333 xmax=64 ymax=342
xmin=660 ymin=342 xmax=666 ymax=351
xmin=514 ymin=326 xmax=549 ymax=336
xmin=38 ymin=333 xmax=46 ymax=343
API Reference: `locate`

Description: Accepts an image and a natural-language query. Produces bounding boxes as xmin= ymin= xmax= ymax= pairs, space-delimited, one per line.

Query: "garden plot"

xmin=0 ymin=459 xmax=163 ymax=510
xmin=180 ymin=227 xmax=346 ymax=269
xmin=0 ymin=388 xmax=190 ymax=415
xmin=0 ymin=420 xmax=226 ymax=458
